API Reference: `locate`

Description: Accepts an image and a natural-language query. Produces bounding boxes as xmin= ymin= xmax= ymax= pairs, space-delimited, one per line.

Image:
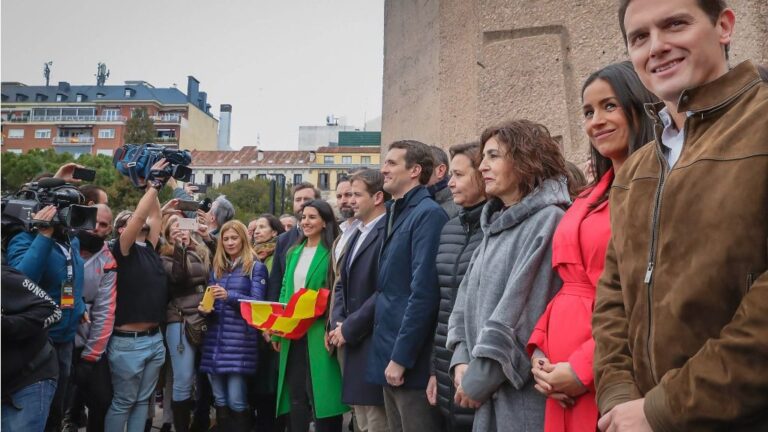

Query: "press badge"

xmin=61 ymin=281 xmax=75 ymax=309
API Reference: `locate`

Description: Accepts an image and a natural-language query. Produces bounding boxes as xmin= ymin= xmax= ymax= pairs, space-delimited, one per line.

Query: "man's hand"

xmin=54 ymin=162 xmax=84 ymax=183
xmin=426 ymin=375 xmax=437 ymax=406
xmin=597 ymin=399 xmax=652 ymax=432
xmin=454 ymin=385 xmax=482 ymax=409
xmin=32 ymin=205 xmax=57 ymax=237
xmin=184 ymin=183 xmax=199 ymax=195
xmin=271 ymin=341 xmax=281 ymax=352
xmin=532 ymin=361 xmax=587 ymax=398
xmin=329 ymin=321 xmax=346 ymax=347
xmin=80 ymin=311 xmax=90 ymax=324
xmin=161 ymin=199 xmax=181 ymax=217
xmin=385 ymin=360 xmax=405 ymax=386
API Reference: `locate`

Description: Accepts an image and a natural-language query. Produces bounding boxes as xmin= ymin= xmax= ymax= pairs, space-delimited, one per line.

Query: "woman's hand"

xmin=453 ymin=363 xmax=468 ymax=389
xmin=426 ymin=375 xmax=437 ymax=406
xmin=161 ymin=198 xmax=181 ymax=217
xmin=532 ymin=361 xmax=587 ymax=398
xmin=454 ymin=384 xmax=482 ymax=409
xmin=271 ymin=341 xmax=281 ymax=352
xmin=197 ymin=303 xmax=211 ymax=315
xmin=211 ymin=286 xmax=228 ymax=300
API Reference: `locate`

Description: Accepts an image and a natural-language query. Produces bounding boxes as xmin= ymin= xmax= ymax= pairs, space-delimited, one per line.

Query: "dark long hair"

xmin=293 ymin=200 xmax=340 ymax=253
xmin=257 ymin=214 xmax=285 ymax=237
xmin=581 ymin=61 xmax=658 ymax=205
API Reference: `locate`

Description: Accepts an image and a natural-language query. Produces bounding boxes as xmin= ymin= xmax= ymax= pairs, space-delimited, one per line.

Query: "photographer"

xmin=1 ymin=265 xmax=62 ymax=432
xmin=105 ymin=160 xmax=170 ymax=432
xmin=5 ymin=179 xmax=88 ymax=432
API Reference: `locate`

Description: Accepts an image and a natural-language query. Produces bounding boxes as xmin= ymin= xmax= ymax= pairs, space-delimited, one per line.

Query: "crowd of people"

xmin=2 ymin=0 xmax=767 ymax=431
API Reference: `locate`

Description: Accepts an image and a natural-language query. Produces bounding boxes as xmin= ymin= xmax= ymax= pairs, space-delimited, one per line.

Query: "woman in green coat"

xmin=272 ymin=200 xmax=348 ymax=431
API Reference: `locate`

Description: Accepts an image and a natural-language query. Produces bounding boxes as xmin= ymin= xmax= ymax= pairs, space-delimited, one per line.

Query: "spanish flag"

xmin=239 ymin=288 xmax=330 ymax=339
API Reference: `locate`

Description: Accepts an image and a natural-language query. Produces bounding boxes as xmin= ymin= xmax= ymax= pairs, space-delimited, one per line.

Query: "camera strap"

xmin=57 ymin=243 xmax=75 ymax=310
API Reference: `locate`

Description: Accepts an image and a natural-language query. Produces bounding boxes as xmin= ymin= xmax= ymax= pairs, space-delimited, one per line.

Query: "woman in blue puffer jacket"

xmin=199 ymin=220 xmax=267 ymax=432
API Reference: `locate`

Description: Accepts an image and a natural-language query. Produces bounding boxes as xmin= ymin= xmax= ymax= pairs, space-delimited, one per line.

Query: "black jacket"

xmin=433 ymin=202 xmax=485 ymax=429
xmin=267 ymin=226 xmax=301 ymax=302
xmin=1 ymin=265 xmax=61 ymax=399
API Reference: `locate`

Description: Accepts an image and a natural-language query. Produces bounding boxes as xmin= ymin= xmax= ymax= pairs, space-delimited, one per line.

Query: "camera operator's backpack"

xmin=113 ymin=143 xmax=157 ymax=188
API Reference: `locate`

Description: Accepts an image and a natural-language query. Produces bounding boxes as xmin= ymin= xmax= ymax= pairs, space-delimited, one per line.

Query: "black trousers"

xmin=65 ymin=347 xmax=113 ymax=432
xmin=286 ymin=336 xmax=342 ymax=432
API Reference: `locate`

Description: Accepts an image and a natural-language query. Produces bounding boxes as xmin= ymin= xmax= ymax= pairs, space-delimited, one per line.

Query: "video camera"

xmin=1 ymin=178 xmax=97 ymax=232
xmin=113 ymin=143 xmax=193 ymax=188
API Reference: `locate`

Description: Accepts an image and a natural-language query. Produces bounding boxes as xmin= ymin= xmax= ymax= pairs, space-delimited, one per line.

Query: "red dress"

xmin=527 ymin=169 xmax=614 ymax=432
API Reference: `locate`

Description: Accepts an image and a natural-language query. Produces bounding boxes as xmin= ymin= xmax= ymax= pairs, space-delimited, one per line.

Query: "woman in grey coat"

xmin=446 ymin=120 xmax=569 ymax=431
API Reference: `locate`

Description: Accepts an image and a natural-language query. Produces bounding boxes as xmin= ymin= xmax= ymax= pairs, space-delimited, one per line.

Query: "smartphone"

xmin=177 ymin=200 xmax=200 ymax=212
xmin=176 ymin=217 xmax=199 ymax=231
xmin=192 ymin=184 xmax=209 ymax=194
xmin=72 ymin=167 xmax=96 ymax=182
xmin=201 ymin=287 xmax=216 ymax=312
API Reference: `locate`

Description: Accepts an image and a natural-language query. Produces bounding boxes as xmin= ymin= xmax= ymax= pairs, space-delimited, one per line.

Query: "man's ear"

xmin=410 ymin=164 xmax=423 ymax=180
xmin=374 ymin=191 xmax=385 ymax=206
xmin=717 ymin=8 xmax=736 ymax=51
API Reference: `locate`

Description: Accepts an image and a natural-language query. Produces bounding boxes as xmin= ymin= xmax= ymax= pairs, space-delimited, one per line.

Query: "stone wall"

xmin=382 ymin=0 xmax=768 ymax=164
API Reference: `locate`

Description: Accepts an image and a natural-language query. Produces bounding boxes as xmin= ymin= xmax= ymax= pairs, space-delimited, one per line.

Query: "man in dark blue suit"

xmin=367 ymin=141 xmax=448 ymax=432
xmin=329 ymin=169 xmax=390 ymax=432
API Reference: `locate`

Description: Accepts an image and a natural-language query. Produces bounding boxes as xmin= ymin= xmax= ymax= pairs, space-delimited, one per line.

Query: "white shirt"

xmin=658 ymin=107 xmax=693 ymax=168
xmin=350 ymin=213 xmax=386 ymax=263
xmin=334 ymin=219 xmax=362 ymax=262
xmin=293 ymin=246 xmax=316 ymax=293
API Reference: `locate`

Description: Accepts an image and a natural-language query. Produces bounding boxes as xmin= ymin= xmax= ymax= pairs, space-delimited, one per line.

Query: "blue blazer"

xmin=366 ymin=185 xmax=448 ymax=389
xmin=331 ymin=216 xmax=387 ymax=405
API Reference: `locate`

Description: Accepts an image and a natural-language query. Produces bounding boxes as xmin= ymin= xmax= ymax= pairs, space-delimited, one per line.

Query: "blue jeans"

xmin=105 ymin=332 xmax=166 ymax=432
xmin=165 ymin=323 xmax=196 ymax=401
xmin=1 ymin=379 xmax=57 ymax=432
xmin=47 ymin=341 xmax=73 ymax=431
xmin=208 ymin=373 xmax=249 ymax=413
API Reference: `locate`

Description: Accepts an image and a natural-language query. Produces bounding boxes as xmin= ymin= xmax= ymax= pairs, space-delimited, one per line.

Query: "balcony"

xmin=52 ymin=136 xmax=95 ymax=145
xmin=155 ymin=136 xmax=179 ymax=144
xmin=29 ymin=115 xmax=127 ymax=123
xmin=151 ymin=114 xmax=182 ymax=123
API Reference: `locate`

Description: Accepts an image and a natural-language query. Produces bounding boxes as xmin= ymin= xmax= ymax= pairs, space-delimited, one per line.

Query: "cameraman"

xmin=1 ymin=265 xmax=62 ymax=432
xmin=62 ymin=203 xmax=116 ymax=432
xmin=105 ymin=160 xmax=169 ymax=432
xmin=5 ymin=191 xmax=88 ymax=432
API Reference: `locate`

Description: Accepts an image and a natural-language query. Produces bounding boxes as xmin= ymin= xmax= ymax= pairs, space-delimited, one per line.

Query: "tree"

xmin=207 ymin=178 xmax=274 ymax=223
xmin=124 ymin=107 xmax=156 ymax=144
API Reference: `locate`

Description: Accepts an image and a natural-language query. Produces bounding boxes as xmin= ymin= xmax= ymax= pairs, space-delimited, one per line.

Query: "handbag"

xmin=175 ymin=303 xmax=207 ymax=350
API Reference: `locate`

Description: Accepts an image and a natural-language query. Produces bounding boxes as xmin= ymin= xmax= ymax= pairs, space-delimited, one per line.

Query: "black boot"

xmin=172 ymin=399 xmax=195 ymax=432
xmin=230 ymin=409 xmax=253 ymax=432
xmin=214 ymin=405 xmax=231 ymax=432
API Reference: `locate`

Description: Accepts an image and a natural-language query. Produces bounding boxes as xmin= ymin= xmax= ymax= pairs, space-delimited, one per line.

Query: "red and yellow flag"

xmin=240 ymin=288 xmax=330 ymax=339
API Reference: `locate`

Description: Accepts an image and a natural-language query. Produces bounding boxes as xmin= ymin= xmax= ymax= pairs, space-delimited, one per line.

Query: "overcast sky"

xmin=1 ymin=0 xmax=384 ymax=150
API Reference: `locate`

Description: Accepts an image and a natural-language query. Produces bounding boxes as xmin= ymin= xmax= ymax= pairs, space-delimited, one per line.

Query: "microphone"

xmin=37 ymin=178 xmax=66 ymax=189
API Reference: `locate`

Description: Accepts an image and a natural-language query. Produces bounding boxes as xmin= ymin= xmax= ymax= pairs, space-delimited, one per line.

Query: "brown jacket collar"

xmin=643 ymin=60 xmax=762 ymax=119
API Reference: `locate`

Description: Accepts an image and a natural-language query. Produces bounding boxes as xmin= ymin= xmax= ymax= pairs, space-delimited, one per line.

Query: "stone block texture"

xmin=382 ymin=0 xmax=768 ymax=164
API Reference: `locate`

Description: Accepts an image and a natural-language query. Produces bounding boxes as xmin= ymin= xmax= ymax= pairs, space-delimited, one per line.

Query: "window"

xmin=124 ymin=88 xmax=134 ymax=97
xmin=293 ymin=173 xmax=302 ymax=184
xmin=189 ymin=174 xmax=196 ymax=184
xmin=8 ymin=129 xmax=24 ymax=139
xmin=56 ymin=94 xmax=67 ymax=102
xmin=222 ymin=174 xmax=230 ymax=185
xmin=98 ymin=128 xmax=115 ymax=139
xmin=361 ymin=156 xmax=371 ymax=165
xmin=6 ymin=149 xmax=22 ymax=154
xmin=96 ymin=149 xmax=114 ymax=157
xmin=257 ymin=174 xmax=267 ymax=180
xmin=76 ymin=94 xmax=86 ymax=102
xmin=324 ymin=156 xmax=334 ymax=164
xmin=205 ymin=174 xmax=213 ymax=186
xmin=318 ymin=173 xmax=330 ymax=191
xmin=35 ymin=129 xmax=51 ymax=139
xmin=341 ymin=156 xmax=352 ymax=164
xmin=103 ymin=108 xmax=120 ymax=120
xmin=240 ymin=173 xmax=249 ymax=180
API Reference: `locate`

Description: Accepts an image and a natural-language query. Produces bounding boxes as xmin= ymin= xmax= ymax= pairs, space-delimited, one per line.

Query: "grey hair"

xmin=213 ymin=195 xmax=235 ymax=228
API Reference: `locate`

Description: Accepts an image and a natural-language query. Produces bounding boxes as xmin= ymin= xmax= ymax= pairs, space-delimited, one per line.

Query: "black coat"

xmin=330 ymin=216 xmax=386 ymax=405
xmin=433 ymin=203 xmax=485 ymax=429
xmin=267 ymin=227 xmax=300 ymax=302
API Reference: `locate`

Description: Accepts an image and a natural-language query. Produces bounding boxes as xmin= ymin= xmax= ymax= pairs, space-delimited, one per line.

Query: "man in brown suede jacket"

xmin=592 ymin=0 xmax=768 ymax=431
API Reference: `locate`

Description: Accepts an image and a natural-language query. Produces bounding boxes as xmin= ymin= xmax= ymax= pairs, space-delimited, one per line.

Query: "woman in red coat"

xmin=526 ymin=61 xmax=657 ymax=432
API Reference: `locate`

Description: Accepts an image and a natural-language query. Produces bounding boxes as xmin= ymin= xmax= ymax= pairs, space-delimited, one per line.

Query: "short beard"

xmin=340 ymin=208 xmax=355 ymax=220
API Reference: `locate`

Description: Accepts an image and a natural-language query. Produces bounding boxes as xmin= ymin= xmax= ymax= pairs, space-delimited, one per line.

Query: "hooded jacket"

xmin=447 ymin=179 xmax=568 ymax=431
xmin=592 ymin=61 xmax=768 ymax=431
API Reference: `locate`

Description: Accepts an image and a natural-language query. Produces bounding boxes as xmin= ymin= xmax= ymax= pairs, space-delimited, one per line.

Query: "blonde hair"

xmin=212 ymin=220 xmax=255 ymax=279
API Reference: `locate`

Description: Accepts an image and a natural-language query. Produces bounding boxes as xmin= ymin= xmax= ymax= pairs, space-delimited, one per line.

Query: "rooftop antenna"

xmin=257 ymin=133 xmax=261 ymax=146
xmin=43 ymin=61 xmax=53 ymax=86
xmin=96 ymin=62 xmax=110 ymax=86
